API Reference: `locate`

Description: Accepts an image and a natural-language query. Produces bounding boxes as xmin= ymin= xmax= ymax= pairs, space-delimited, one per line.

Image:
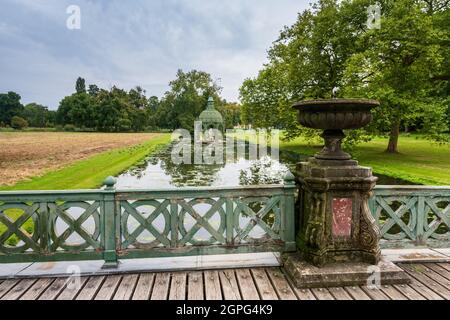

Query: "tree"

xmin=23 ymin=103 xmax=54 ymax=127
xmin=217 ymin=101 xmax=241 ymax=129
xmin=10 ymin=116 xmax=28 ymax=130
xmin=342 ymin=0 xmax=450 ymax=152
xmin=154 ymin=69 xmax=222 ymax=132
xmin=57 ymin=92 xmax=93 ymax=128
xmin=239 ymin=0 xmax=450 ymax=151
xmin=0 ymin=91 xmax=24 ymax=126
xmin=88 ymin=84 xmax=100 ymax=96
xmin=75 ymin=77 xmax=86 ymax=94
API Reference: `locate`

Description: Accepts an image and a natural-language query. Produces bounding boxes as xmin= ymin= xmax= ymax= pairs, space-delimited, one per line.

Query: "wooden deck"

xmin=0 ymin=263 xmax=449 ymax=300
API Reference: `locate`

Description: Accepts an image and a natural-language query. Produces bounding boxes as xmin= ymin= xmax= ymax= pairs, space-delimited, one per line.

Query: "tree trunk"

xmin=386 ymin=121 xmax=400 ymax=153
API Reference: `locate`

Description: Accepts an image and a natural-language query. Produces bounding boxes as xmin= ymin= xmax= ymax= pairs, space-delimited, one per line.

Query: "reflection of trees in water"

xmin=128 ymin=158 xmax=159 ymax=180
xmin=125 ymin=141 xmax=295 ymax=188
xmin=127 ymin=143 xmax=225 ymax=187
xmin=239 ymin=156 xmax=289 ymax=186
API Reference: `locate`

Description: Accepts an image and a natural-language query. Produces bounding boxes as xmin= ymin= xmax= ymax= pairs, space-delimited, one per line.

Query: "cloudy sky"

xmin=0 ymin=0 xmax=309 ymax=109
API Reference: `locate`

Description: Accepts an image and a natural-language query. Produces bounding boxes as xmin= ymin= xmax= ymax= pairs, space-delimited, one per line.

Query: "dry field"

xmin=0 ymin=132 xmax=159 ymax=186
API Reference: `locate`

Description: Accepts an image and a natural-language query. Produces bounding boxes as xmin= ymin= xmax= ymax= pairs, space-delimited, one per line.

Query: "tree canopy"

xmin=54 ymin=70 xmax=240 ymax=132
xmin=240 ymin=0 xmax=450 ymax=152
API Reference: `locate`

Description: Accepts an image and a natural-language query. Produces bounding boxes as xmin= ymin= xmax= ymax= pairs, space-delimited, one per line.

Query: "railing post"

xmin=283 ymin=171 xmax=297 ymax=252
xmin=416 ymin=195 xmax=425 ymax=246
xmin=102 ymin=176 xmax=118 ymax=269
xmin=38 ymin=202 xmax=50 ymax=255
xmin=170 ymin=199 xmax=178 ymax=248
xmin=226 ymin=198 xmax=234 ymax=245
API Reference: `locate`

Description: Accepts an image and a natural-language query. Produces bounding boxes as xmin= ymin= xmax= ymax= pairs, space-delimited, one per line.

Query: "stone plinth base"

xmin=282 ymin=253 xmax=410 ymax=288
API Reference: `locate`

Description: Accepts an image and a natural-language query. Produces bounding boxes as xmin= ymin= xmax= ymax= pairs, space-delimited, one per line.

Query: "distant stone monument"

xmin=198 ymin=97 xmax=224 ymax=132
xmin=197 ymin=97 xmax=224 ymax=143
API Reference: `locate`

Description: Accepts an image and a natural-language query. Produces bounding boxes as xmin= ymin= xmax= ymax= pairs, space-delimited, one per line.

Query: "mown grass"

xmin=230 ymin=132 xmax=450 ymax=186
xmin=0 ymin=133 xmax=171 ymax=191
xmin=280 ymin=134 xmax=450 ymax=186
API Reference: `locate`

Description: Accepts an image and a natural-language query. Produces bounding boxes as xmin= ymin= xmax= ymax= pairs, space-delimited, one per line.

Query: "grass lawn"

xmin=0 ymin=133 xmax=171 ymax=191
xmin=279 ymin=134 xmax=450 ymax=186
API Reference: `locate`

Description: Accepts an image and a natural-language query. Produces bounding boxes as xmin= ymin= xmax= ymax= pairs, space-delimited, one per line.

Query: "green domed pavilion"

xmin=198 ymin=97 xmax=224 ymax=132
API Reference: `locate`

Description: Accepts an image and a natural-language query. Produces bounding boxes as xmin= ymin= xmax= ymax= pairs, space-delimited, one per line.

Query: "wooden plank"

xmin=169 ymin=272 xmax=187 ymax=300
xmin=132 ymin=273 xmax=154 ymax=300
xmin=265 ymin=268 xmax=297 ymax=300
xmin=204 ymin=270 xmax=222 ymax=300
xmin=39 ymin=278 xmax=68 ymax=300
xmin=328 ymin=287 xmax=353 ymax=300
xmin=1 ymin=278 xmax=37 ymax=300
xmin=0 ymin=279 xmax=20 ymax=299
xmin=361 ymin=286 xmax=390 ymax=300
xmin=57 ymin=276 xmax=88 ymax=300
xmin=293 ymin=288 xmax=317 ymax=300
xmin=393 ymin=284 xmax=426 ymax=300
xmin=311 ymin=287 xmax=335 ymax=300
xmin=218 ymin=270 xmax=241 ymax=300
xmin=20 ymin=278 xmax=54 ymax=300
xmin=380 ymin=285 xmax=408 ymax=300
xmin=113 ymin=274 xmax=139 ymax=300
xmin=405 ymin=276 xmax=443 ymax=300
xmin=416 ymin=264 xmax=450 ymax=289
xmin=437 ymin=263 xmax=450 ymax=273
xmin=250 ymin=269 xmax=278 ymax=300
xmin=76 ymin=276 xmax=105 ymax=300
xmin=236 ymin=269 xmax=260 ymax=300
xmin=187 ymin=271 xmax=204 ymax=300
xmin=344 ymin=286 xmax=371 ymax=300
xmin=150 ymin=272 xmax=170 ymax=300
xmin=95 ymin=275 xmax=121 ymax=300
xmin=400 ymin=263 xmax=450 ymax=299
xmin=425 ymin=263 xmax=450 ymax=281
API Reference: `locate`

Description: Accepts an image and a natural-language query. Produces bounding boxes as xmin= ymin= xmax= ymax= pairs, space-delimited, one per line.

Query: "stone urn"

xmin=293 ymin=99 xmax=379 ymax=160
xmin=283 ymin=98 xmax=410 ymax=288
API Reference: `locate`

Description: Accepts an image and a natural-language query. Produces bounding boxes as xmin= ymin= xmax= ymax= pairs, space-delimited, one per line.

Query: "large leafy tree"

xmin=0 ymin=91 xmax=23 ymax=126
xmin=240 ymin=0 xmax=449 ymax=151
xmin=342 ymin=0 xmax=450 ymax=152
xmin=57 ymin=92 xmax=94 ymax=128
xmin=23 ymin=103 xmax=55 ymax=127
xmin=153 ymin=69 xmax=222 ymax=132
xmin=75 ymin=77 xmax=86 ymax=94
xmin=240 ymin=0 xmax=363 ymax=139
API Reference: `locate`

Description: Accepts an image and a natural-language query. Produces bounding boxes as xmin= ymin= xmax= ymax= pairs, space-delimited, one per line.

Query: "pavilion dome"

xmin=198 ymin=97 xmax=224 ymax=131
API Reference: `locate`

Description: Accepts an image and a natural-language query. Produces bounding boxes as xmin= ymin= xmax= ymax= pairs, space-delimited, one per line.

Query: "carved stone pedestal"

xmin=282 ymin=157 xmax=410 ymax=288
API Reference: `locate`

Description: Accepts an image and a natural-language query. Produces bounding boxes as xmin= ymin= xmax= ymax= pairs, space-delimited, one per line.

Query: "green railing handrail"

xmin=0 ymin=178 xmax=297 ymax=267
xmin=1 ymin=182 xmax=448 ymax=266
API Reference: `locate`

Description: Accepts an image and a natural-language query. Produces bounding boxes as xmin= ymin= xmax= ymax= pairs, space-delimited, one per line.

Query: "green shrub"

xmin=64 ymin=124 xmax=76 ymax=131
xmin=10 ymin=116 xmax=29 ymax=130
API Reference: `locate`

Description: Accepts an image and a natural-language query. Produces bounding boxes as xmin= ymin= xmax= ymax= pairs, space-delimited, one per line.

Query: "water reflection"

xmin=115 ymin=142 xmax=297 ymax=189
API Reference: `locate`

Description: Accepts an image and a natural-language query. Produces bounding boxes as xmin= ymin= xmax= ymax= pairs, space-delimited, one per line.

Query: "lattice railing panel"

xmin=370 ymin=187 xmax=450 ymax=247
xmin=117 ymin=192 xmax=290 ymax=253
xmin=0 ymin=192 xmax=106 ymax=262
xmin=0 ymin=184 xmax=296 ymax=264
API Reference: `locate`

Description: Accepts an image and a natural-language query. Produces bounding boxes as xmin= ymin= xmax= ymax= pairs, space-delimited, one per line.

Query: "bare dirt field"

xmin=0 ymin=132 xmax=159 ymax=186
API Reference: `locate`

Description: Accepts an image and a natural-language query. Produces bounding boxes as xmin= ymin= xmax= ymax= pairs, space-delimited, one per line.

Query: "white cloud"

xmin=0 ymin=0 xmax=308 ymax=108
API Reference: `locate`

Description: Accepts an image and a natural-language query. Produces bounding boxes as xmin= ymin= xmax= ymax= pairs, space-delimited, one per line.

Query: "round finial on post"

xmin=283 ymin=171 xmax=296 ymax=185
xmin=103 ymin=176 xmax=117 ymax=190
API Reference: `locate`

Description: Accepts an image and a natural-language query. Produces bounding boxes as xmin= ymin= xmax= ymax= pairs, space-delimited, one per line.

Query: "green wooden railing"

xmin=0 ymin=179 xmax=297 ymax=266
xmin=370 ymin=186 xmax=450 ymax=248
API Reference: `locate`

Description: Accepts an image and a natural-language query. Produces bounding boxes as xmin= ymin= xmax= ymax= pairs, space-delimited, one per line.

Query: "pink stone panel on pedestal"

xmin=332 ymin=198 xmax=353 ymax=237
